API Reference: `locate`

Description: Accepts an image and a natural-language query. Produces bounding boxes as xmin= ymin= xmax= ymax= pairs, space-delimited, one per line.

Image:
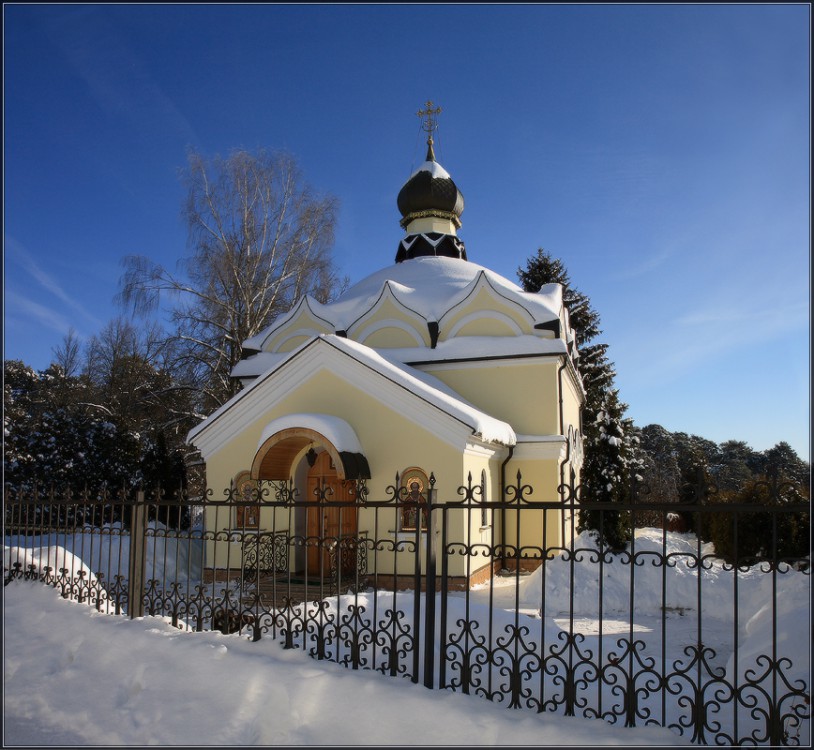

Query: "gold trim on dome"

xmin=400 ymin=209 xmax=462 ymax=229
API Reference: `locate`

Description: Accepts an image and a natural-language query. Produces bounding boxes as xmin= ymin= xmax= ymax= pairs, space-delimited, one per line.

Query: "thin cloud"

xmin=612 ymin=246 xmax=674 ymax=281
xmin=43 ymin=10 xmax=200 ymax=146
xmin=676 ymin=301 xmax=808 ymax=330
xmin=5 ymin=236 xmax=104 ymax=327
xmin=617 ymin=299 xmax=808 ymax=389
xmin=3 ymin=289 xmax=84 ymax=338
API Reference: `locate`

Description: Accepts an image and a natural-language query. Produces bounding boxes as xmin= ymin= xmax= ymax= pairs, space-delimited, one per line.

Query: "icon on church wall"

xmin=400 ymin=467 xmax=429 ymax=531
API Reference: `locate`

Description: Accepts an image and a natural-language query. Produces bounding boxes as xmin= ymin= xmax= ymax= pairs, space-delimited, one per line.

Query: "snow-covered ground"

xmin=4 ymin=582 xmax=685 ymax=746
xmin=3 ymin=527 xmax=810 ymax=746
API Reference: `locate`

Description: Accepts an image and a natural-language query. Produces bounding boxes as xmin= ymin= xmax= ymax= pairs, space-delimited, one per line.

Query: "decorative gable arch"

xmin=438 ymin=272 xmax=535 ymax=341
xmin=254 ymin=296 xmax=335 ymax=353
xmin=355 ymin=318 xmax=427 ymax=348
xmin=346 ymin=281 xmax=431 ymax=348
xmin=272 ymin=328 xmax=330 ymax=354
xmin=445 ymin=309 xmax=525 ymax=338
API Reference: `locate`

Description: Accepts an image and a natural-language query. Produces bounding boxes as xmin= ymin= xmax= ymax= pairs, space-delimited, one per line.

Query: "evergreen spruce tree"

xmin=518 ymin=248 xmax=634 ymax=549
xmin=517 ymin=251 xmax=599 ymax=347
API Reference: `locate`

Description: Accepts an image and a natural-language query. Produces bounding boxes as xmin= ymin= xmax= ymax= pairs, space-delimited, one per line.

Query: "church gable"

xmin=247 ymin=296 xmax=334 ymax=354
xmin=438 ymin=272 xmax=537 ymax=341
xmin=346 ymin=281 xmax=432 ymax=348
xmin=189 ymin=334 xmax=516 ymax=461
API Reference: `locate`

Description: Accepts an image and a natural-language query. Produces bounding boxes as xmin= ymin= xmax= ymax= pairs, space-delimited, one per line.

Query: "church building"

xmin=186 ymin=104 xmax=584 ymax=587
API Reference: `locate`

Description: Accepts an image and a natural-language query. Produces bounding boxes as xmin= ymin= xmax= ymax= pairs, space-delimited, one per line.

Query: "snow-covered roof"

xmin=189 ymin=334 xmax=516 ymax=449
xmin=256 ymin=413 xmax=363 ymax=454
xmin=243 ymin=257 xmax=563 ymax=352
xmin=232 ymin=334 xmax=568 ymax=380
xmin=388 ymin=334 xmax=568 ymax=362
xmin=331 ymin=335 xmax=516 ymax=446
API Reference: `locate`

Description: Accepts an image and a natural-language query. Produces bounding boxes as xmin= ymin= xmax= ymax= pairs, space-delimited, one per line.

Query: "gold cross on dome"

xmin=417 ymin=100 xmax=442 ymax=135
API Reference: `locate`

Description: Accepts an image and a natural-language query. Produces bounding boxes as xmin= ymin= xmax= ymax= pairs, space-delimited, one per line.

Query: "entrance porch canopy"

xmin=250 ymin=413 xmax=371 ymax=481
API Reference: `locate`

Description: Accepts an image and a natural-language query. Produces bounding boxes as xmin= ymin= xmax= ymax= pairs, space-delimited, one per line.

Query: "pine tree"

xmin=634 ymin=427 xmax=810 ymax=503
xmin=762 ymin=441 xmax=810 ymax=486
xmin=517 ymin=250 xmax=600 ymax=347
xmin=518 ymin=248 xmax=634 ymax=549
xmin=577 ymin=343 xmax=638 ymax=548
xmin=714 ymin=440 xmax=757 ymax=492
xmin=634 ymin=424 xmax=681 ymax=504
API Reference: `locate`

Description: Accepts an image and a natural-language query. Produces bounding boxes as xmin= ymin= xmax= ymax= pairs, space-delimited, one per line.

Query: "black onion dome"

xmin=397 ymin=148 xmax=464 ymax=229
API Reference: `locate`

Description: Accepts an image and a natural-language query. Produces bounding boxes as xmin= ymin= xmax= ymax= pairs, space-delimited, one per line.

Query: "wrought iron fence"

xmin=3 ymin=474 xmax=810 ymax=745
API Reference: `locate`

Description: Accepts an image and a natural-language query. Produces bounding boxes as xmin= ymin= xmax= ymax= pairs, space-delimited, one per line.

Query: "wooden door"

xmin=305 ymin=452 xmax=357 ymax=577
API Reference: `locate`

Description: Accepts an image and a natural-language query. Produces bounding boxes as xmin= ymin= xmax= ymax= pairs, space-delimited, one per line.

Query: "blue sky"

xmin=3 ymin=4 xmax=810 ymax=459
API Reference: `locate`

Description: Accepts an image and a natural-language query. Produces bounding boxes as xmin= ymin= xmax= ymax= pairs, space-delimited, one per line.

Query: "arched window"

xmin=400 ymin=467 xmax=429 ymax=531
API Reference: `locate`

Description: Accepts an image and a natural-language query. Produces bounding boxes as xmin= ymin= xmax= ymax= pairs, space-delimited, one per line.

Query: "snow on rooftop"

xmin=322 ymin=335 xmax=516 ymax=446
xmin=232 ymin=335 xmax=568 ymax=381
xmin=243 ymin=257 xmax=563 ymax=352
xmin=191 ymin=334 xmax=517 ymax=448
xmin=407 ymin=159 xmax=451 ymax=180
xmin=257 ymin=413 xmax=363 ymax=454
xmin=333 ymin=257 xmax=561 ymax=325
xmin=381 ymin=335 xmax=568 ymax=363
xmin=230 ymin=351 xmax=288 ymax=379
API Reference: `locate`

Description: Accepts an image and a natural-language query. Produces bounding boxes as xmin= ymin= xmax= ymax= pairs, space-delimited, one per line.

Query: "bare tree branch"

xmin=118 ymin=147 xmax=342 ymax=414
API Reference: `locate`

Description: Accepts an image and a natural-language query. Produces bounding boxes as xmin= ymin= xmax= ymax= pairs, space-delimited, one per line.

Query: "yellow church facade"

xmin=187 ymin=120 xmax=584 ymax=587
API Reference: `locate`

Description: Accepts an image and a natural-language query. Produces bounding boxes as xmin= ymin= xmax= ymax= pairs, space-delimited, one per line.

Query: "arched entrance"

xmin=305 ymin=451 xmax=358 ymax=576
xmin=249 ymin=415 xmax=370 ymax=579
xmin=250 ymin=415 xmax=370 ymax=485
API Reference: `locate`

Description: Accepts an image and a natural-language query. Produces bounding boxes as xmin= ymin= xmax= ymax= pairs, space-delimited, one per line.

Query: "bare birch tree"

xmin=119 ymin=148 xmax=343 ymax=414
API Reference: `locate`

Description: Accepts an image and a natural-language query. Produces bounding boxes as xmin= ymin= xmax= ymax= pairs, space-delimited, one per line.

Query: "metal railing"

xmin=3 ymin=474 xmax=810 ymax=745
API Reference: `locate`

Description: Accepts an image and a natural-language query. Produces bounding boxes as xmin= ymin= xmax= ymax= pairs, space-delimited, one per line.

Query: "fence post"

xmin=128 ymin=490 xmax=147 ymax=619
xmin=423 ymin=478 xmax=437 ymax=689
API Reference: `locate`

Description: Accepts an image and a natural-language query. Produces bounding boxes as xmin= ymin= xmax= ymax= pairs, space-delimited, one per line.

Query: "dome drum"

xmin=395 ymin=232 xmax=467 ymax=263
xmin=398 ymin=208 xmax=462 ymax=231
